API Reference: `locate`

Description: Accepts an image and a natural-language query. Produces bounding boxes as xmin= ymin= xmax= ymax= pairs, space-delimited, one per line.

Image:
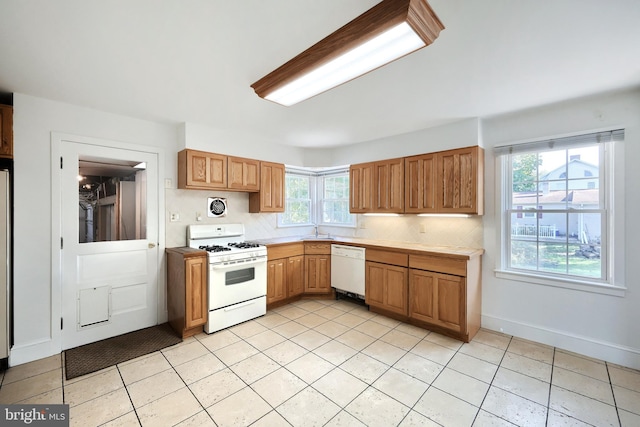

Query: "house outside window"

xmin=278 ymin=167 xmax=355 ymax=228
xmin=496 ymin=129 xmax=624 ymax=288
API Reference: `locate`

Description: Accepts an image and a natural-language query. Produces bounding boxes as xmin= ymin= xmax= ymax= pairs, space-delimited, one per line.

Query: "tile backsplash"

xmin=165 ymin=189 xmax=484 ymax=249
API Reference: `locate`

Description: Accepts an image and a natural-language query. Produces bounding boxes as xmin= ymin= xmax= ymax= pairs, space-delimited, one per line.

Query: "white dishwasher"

xmin=331 ymin=244 xmax=366 ymax=300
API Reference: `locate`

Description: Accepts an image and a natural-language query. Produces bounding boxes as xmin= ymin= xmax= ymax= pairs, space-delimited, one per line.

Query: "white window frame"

xmin=317 ymin=168 xmax=356 ymax=228
xmin=277 ymin=169 xmax=315 ymax=227
xmin=494 ymin=129 xmax=626 ymax=297
xmin=277 ymin=166 xmax=356 ymax=228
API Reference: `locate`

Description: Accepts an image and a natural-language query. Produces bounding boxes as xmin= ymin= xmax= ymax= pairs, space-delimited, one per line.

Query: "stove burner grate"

xmin=228 ymin=242 xmax=261 ymax=249
xmin=199 ymin=245 xmax=232 ymax=253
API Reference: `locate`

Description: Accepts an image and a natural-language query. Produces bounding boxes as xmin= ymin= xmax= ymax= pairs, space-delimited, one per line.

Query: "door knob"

xmin=148 ymin=243 xmax=156 ymax=249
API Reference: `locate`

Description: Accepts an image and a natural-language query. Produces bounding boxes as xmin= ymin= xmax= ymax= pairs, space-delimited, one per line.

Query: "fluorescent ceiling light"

xmin=251 ymin=0 xmax=444 ymax=106
xmin=134 ymin=162 xmax=146 ymax=169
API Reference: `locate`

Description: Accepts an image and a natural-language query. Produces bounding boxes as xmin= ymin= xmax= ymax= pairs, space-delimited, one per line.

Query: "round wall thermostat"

xmin=207 ymin=197 xmax=227 ymax=217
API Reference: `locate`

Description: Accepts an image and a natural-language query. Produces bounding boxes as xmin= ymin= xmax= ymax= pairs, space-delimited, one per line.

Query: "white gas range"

xmin=187 ymin=224 xmax=267 ymax=334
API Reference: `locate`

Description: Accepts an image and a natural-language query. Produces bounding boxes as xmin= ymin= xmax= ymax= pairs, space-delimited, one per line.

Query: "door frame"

xmin=50 ymin=132 xmax=166 ymax=354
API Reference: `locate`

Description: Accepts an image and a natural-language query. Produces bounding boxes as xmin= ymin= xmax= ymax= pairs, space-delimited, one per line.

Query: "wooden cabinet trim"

xmin=409 ymin=254 xmax=466 ymax=276
xmin=268 ymin=242 xmax=305 ymax=260
xmin=304 ymin=242 xmax=331 ymax=255
xmin=366 ymin=249 xmax=408 ymax=267
xmin=0 ymin=105 xmax=13 ymax=159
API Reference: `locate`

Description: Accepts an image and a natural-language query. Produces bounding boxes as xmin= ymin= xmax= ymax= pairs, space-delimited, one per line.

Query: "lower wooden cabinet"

xmin=166 ymin=248 xmax=208 ymax=338
xmin=266 ymin=243 xmax=307 ymax=307
xmin=366 ymin=261 xmax=408 ymax=316
xmin=287 ymin=255 xmax=305 ymax=297
xmin=267 ymin=254 xmax=305 ymax=305
xmin=304 ymin=242 xmax=331 ymax=294
xmin=267 ymin=259 xmax=287 ymax=305
xmin=408 ymin=253 xmax=481 ymax=342
xmin=305 ymin=255 xmax=331 ymax=293
xmin=409 ymin=269 xmax=464 ymax=332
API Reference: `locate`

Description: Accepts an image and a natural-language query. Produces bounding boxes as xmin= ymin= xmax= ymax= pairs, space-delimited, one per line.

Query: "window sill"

xmin=494 ymin=270 xmax=626 ymax=297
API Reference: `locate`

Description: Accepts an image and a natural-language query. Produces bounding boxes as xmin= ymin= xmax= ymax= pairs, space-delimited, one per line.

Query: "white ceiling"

xmin=1 ymin=0 xmax=639 ymax=148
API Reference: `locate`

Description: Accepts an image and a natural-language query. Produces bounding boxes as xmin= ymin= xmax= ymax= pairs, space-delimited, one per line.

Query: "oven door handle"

xmin=224 ymin=299 xmax=257 ymax=312
xmin=210 ymin=256 xmax=266 ymax=270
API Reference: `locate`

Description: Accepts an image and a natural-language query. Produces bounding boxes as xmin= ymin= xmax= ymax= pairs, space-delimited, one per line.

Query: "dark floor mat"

xmin=64 ymin=323 xmax=181 ymax=380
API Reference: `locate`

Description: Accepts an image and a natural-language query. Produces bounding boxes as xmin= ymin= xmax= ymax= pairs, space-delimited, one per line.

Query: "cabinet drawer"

xmin=409 ymin=254 xmax=466 ymax=276
xmin=366 ymin=249 xmax=408 ymax=267
xmin=305 ymin=242 xmax=331 ymax=255
xmin=268 ymin=243 xmax=304 ymax=260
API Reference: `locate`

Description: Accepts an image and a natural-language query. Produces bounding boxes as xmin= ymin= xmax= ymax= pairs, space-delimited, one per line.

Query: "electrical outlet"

xmin=169 ymin=212 xmax=180 ymax=222
xmin=196 ymin=212 xmax=203 ymax=221
xmin=164 ymin=178 xmax=172 ymax=189
xmin=420 ymin=223 xmax=427 ymax=233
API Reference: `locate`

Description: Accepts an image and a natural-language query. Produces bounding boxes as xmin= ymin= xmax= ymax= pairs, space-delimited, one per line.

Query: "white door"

xmin=60 ymin=140 xmax=159 ymax=350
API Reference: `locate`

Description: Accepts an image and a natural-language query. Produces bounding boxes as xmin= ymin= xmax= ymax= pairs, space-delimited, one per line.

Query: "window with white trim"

xmin=318 ymin=169 xmax=356 ymax=227
xmin=277 ymin=167 xmax=355 ymax=228
xmin=496 ymin=129 xmax=624 ymax=285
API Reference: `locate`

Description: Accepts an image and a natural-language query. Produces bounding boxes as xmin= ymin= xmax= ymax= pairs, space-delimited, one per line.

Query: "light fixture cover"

xmin=251 ymin=0 xmax=444 ymax=106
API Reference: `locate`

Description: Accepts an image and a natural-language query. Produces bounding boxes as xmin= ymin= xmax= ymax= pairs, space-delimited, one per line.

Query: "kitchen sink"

xmin=304 ymin=235 xmax=334 ymax=240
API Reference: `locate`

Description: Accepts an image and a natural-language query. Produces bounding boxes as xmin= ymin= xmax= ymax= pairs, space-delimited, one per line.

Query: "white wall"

xmin=12 ymin=88 xmax=640 ymax=371
xmin=481 ymin=89 xmax=640 ymax=369
xmin=11 ymin=94 xmax=179 ymax=365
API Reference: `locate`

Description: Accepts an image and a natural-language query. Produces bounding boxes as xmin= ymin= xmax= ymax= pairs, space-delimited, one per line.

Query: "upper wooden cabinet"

xmin=353 ymin=146 xmax=484 ymax=215
xmin=249 ymin=161 xmax=285 ymax=213
xmin=178 ymin=149 xmax=227 ymax=190
xmin=405 ymin=153 xmax=436 ymax=213
xmin=373 ymin=158 xmax=404 ymax=213
xmin=178 ymin=149 xmax=265 ymax=193
xmin=349 ymin=162 xmax=374 ymax=213
xmin=436 ymin=146 xmax=484 ymax=214
xmin=350 ymin=158 xmax=403 ymax=214
xmin=0 ymin=105 xmax=14 ymax=159
xmin=227 ymin=156 xmax=260 ymax=192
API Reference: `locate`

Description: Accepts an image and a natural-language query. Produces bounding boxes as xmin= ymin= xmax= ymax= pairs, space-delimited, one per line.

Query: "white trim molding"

xmin=482 ymin=313 xmax=640 ymax=370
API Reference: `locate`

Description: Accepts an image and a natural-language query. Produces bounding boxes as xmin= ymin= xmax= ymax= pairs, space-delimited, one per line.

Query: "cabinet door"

xmin=373 ymin=158 xmax=404 ymax=212
xmin=366 ymin=261 xmax=408 ymax=315
xmin=349 ymin=163 xmax=373 ymax=213
xmin=365 ymin=262 xmax=385 ymax=307
xmin=228 ymin=156 xmax=260 ymax=191
xmin=0 ymin=105 xmax=13 ymax=159
xmin=436 ymin=146 xmax=483 ymax=214
xmin=436 ymin=274 xmax=465 ymax=332
xmin=250 ymin=161 xmax=284 ymax=212
xmin=405 ymin=153 xmax=436 ymax=213
xmin=287 ymin=255 xmax=305 ymax=297
xmin=179 ymin=149 xmax=227 ymax=189
xmin=267 ymin=259 xmax=287 ymax=304
xmin=384 ymin=264 xmax=408 ymax=315
xmin=305 ymin=255 xmax=331 ymax=293
xmin=409 ymin=269 xmax=435 ymax=323
xmin=184 ymin=256 xmax=208 ymax=329
xmin=409 ymin=268 xmax=465 ymax=333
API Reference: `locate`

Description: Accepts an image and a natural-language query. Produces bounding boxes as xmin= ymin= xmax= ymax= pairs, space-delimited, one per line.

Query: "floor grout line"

xmin=2 ymin=299 xmax=638 ymax=426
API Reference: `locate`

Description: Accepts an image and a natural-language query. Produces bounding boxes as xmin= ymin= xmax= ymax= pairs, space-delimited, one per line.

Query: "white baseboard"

xmin=9 ymin=338 xmax=60 ymax=367
xmin=482 ymin=314 xmax=640 ymax=370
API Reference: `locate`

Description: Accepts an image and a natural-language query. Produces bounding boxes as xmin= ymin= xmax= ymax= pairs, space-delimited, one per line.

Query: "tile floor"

xmin=1 ymin=298 xmax=639 ymax=427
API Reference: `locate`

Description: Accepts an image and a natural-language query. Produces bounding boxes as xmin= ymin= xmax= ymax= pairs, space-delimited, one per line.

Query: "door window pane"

xmin=79 ymin=156 xmax=147 ymax=243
